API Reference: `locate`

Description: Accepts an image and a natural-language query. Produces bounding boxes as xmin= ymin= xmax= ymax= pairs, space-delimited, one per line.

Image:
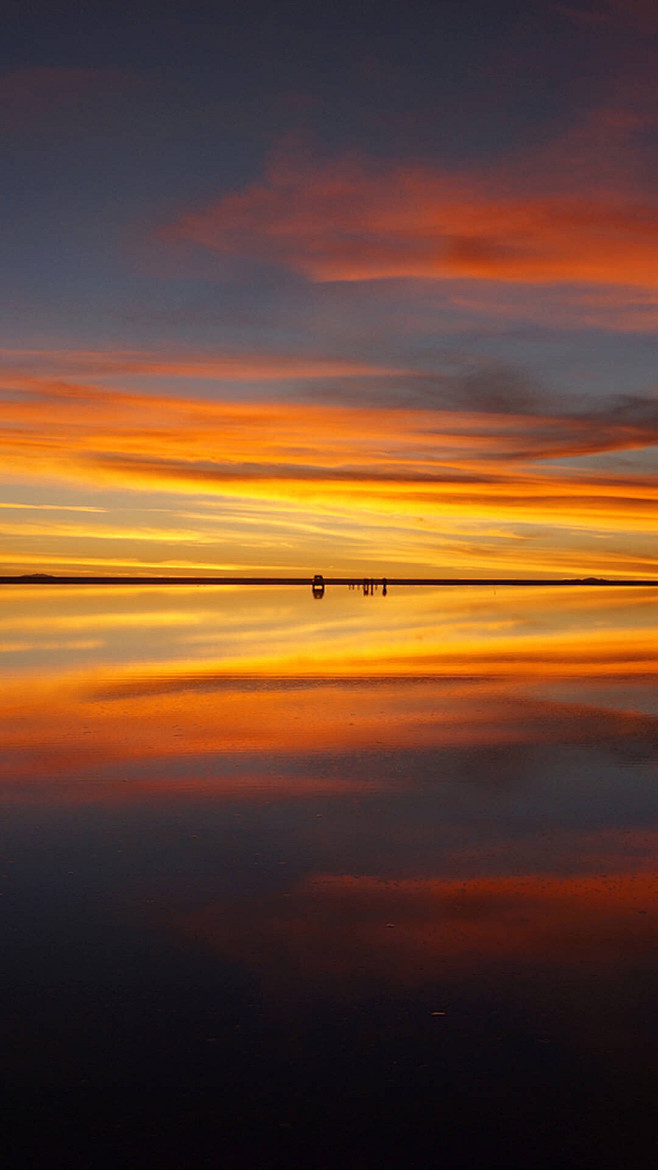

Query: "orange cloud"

xmin=0 ymin=347 xmax=398 ymax=382
xmin=2 ymin=378 xmax=657 ymax=538
xmin=167 ymin=154 xmax=658 ymax=288
xmin=1 ymin=372 xmax=658 ymax=575
xmin=165 ymin=101 xmax=658 ymax=296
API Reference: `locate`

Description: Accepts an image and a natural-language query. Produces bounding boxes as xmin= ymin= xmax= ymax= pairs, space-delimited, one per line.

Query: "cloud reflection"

xmin=2 ymin=585 xmax=657 ymax=1079
xmin=0 ymin=586 xmax=655 ymax=800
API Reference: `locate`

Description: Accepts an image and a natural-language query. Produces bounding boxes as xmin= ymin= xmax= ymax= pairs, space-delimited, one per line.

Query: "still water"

xmin=2 ymin=585 xmax=658 ymax=1168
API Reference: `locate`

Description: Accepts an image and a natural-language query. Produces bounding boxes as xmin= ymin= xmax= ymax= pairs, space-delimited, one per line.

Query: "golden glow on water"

xmin=2 ymin=582 xmax=656 ymax=673
xmin=0 ymin=586 xmax=655 ymax=801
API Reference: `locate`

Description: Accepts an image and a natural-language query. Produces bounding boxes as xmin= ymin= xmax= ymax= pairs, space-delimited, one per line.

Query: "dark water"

xmin=2 ymin=585 xmax=658 ymax=1167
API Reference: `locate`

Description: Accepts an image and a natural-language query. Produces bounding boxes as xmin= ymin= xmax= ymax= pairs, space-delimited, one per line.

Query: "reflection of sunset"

xmin=177 ymin=871 xmax=658 ymax=996
xmin=88 ymin=622 xmax=658 ymax=687
xmin=2 ymin=674 xmax=654 ymax=791
xmin=1 ymin=587 xmax=655 ymax=799
xmin=2 ymin=598 xmax=657 ymax=1170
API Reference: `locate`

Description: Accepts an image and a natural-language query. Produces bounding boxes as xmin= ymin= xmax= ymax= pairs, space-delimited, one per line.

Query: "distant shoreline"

xmin=2 ymin=575 xmax=658 ymax=587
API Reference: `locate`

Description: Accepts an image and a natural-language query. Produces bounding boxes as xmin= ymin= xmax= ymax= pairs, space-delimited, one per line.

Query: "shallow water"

xmin=2 ymin=585 xmax=658 ymax=1168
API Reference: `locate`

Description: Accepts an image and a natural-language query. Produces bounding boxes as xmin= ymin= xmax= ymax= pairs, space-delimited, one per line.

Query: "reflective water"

xmin=2 ymin=585 xmax=658 ymax=1168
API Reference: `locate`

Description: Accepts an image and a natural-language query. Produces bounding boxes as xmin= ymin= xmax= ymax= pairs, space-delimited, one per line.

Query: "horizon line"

xmin=2 ymin=573 xmax=658 ymax=588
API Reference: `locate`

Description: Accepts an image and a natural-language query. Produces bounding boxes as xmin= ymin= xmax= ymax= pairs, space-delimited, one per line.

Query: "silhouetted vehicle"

xmin=312 ymin=574 xmax=325 ymax=598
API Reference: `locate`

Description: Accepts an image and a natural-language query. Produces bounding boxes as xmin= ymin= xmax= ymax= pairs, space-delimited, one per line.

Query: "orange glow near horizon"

xmin=1 ymin=366 xmax=657 ymax=577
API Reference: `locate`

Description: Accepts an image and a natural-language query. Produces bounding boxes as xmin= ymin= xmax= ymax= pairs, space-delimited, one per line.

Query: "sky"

xmin=1 ymin=0 xmax=657 ymax=577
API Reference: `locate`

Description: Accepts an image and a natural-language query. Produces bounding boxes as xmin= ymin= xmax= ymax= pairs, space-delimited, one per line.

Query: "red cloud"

xmin=166 ymin=108 xmax=658 ymax=289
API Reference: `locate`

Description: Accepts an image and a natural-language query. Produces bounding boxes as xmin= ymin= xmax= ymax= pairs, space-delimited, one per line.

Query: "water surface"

xmin=3 ymin=585 xmax=658 ymax=1167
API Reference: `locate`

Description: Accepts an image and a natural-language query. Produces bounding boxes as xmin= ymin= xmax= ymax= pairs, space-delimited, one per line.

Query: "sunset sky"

xmin=2 ymin=0 xmax=657 ymax=577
